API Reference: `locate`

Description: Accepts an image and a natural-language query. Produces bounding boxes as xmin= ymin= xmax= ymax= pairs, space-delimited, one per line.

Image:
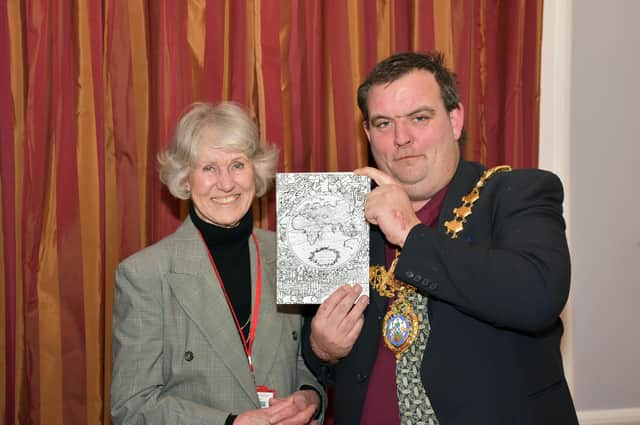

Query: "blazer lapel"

xmin=369 ymin=160 xmax=482 ymax=312
xmin=166 ymin=219 xmax=259 ymax=404
xmin=249 ymin=231 xmax=284 ymax=387
xmin=369 ymin=227 xmax=390 ymax=315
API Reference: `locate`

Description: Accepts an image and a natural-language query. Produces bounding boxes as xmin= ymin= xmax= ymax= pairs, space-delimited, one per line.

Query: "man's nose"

xmin=393 ymin=120 xmax=412 ymax=146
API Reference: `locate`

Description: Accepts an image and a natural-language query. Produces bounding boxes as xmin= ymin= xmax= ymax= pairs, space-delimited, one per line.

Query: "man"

xmin=301 ymin=52 xmax=578 ymax=424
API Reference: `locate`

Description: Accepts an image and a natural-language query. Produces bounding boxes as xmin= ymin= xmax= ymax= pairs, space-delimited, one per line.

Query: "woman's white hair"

xmin=158 ymin=102 xmax=279 ymax=199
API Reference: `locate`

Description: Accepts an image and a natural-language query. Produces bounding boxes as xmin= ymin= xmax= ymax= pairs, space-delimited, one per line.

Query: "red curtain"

xmin=0 ymin=1 xmax=542 ymax=424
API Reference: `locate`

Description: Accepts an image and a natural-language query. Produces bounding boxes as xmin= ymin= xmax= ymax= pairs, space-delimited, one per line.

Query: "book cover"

xmin=276 ymin=172 xmax=370 ymax=304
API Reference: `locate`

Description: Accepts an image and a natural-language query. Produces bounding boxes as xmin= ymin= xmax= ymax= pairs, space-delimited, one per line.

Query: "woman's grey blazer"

xmin=111 ymin=217 xmax=324 ymax=424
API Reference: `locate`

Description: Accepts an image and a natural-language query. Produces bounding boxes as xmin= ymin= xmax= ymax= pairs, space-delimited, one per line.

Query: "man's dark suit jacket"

xmin=302 ymin=160 xmax=579 ymax=425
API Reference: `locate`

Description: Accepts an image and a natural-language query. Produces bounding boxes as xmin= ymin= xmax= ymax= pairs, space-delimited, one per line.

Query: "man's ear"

xmin=362 ymin=120 xmax=372 ymax=142
xmin=449 ymin=103 xmax=465 ymax=140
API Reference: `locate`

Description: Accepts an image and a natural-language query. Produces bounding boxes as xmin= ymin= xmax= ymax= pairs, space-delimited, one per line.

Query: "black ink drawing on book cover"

xmin=276 ymin=172 xmax=370 ymax=304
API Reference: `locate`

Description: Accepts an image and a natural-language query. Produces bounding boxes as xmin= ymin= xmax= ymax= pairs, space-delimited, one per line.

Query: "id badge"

xmin=256 ymin=385 xmax=276 ymax=409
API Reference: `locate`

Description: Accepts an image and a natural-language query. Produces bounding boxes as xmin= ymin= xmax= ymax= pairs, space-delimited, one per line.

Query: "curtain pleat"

xmin=77 ymin=2 xmax=105 ymax=424
xmin=0 ymin=1 xmax=543 ymax=424
xmin=0 ymin=1 xmax=22 ymax=423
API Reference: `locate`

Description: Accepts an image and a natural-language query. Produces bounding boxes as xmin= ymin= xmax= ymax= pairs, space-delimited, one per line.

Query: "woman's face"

xmin=188 ymin=138 xmax=256 ymax=228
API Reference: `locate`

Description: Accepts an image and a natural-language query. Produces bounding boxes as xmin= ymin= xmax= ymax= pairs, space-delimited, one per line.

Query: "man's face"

xmin=363 ymin=70 xmax=464 ymax=208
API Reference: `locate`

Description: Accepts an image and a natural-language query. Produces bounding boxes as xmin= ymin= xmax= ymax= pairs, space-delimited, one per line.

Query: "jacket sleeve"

xmin=110 ymin=258 xmax=231 ymax=425
xmin=300 ymin=312 xmax=336 ymax=381
xmin=295 ymin=315 xmax=328 ymax=423
xmin=395 ymin=169 xmax=571 ymax=332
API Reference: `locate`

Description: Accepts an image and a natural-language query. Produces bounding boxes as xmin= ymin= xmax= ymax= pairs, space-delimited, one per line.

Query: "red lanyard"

xmin=202 ymin=233 xmax=262 ymax=374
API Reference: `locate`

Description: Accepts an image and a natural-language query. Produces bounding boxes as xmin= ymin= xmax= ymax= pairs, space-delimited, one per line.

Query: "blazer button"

xmin=356 ymin=373 xmax=368 ymax=383
xmin=406 ymin=271 xmax=414 ymax=278
xmin=292 ymin=331 xmax=298 ymax=341
xmin=428 ymin=282 xmax=439 ymax=290
xmin=184 ymin=351 xmax=194 ymax=361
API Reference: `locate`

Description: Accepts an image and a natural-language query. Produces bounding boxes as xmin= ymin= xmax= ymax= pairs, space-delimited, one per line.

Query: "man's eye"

xmin=374 ymin=120 xmax=391 ymax=129
xmin=414 ymin=115 xmax=430 ymax=122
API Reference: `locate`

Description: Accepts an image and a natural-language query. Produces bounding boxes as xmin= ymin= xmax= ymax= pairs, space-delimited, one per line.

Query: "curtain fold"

xmin=0 ymin=1 xmax=543 ymax=424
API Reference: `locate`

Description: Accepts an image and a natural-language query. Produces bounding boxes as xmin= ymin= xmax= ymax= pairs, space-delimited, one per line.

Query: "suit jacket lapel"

xmin=166 ymin=219 xmax=259 ymax=404
xmin=369 ymin=160 xmax=483 ymax=313
xmin=370 ymin=226 xmax=390 ymax=315
xmin=250 ymin=231 xmax=283 ymax=387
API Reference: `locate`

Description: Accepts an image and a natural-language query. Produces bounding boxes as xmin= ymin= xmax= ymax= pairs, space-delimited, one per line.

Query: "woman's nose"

xmin=216 ymin=170 xmax=235 ymax=191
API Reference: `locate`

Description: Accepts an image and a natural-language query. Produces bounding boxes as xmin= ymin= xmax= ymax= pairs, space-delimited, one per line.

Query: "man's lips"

xmin=395 ymin=154 xmax=423 ymax=161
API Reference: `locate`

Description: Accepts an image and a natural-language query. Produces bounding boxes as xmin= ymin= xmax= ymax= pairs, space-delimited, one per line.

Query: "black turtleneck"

xmin=190 ymin=205 xmax=253 ymax=340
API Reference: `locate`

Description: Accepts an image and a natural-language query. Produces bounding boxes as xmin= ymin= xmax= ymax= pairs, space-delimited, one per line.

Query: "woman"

xmin=111 ymin=102 xmax=324 ymax=425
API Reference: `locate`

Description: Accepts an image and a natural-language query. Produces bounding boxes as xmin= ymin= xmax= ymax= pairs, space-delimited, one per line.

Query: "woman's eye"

xmin=203 ymin=165 xmax=215 ymax=172
xmin=231 ymin=161 xmax=246 ymax=171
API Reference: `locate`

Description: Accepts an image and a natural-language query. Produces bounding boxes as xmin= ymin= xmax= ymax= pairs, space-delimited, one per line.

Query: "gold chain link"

xmin=370 ymin=250 xmax=416 ymax=298
xmin=444 ymin=165 xmax=512 ymax=239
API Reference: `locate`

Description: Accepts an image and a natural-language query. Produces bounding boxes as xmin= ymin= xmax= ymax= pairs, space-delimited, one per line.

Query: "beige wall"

xmin=570 ymin=0 xmax=640 ymax=412
xmin=542 ymin=0 xmax=640 ymax=422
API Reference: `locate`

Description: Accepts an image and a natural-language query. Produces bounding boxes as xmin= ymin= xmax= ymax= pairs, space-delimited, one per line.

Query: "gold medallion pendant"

xmin=382 ymin=294 xmax=419 ymax=358
xmin=370 ymin=251 xmax=419 ymax=359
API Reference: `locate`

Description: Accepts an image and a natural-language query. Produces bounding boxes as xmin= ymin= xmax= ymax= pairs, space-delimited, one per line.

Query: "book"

xmin=276 ymin=172 xmax=370 ymax=304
